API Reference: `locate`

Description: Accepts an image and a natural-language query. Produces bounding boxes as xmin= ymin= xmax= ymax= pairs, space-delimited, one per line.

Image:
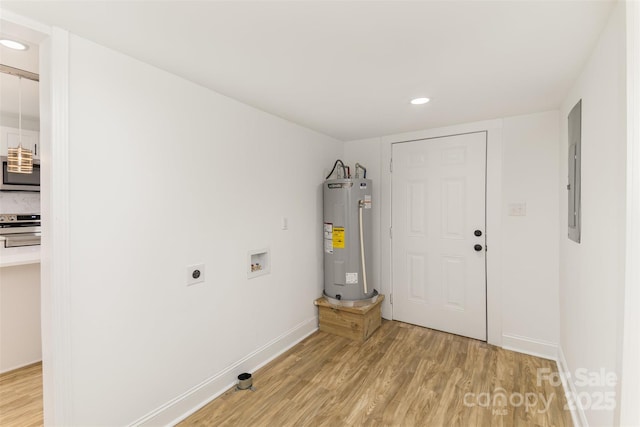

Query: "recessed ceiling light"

xmin=410 ymin=97 xmax=430 ymax=105
xmin=0 ymin=39 xmax=28 ymax=51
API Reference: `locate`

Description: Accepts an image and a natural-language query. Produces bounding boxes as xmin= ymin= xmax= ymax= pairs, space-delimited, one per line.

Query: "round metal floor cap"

xmin=237 ymin=372 xmax=253 ymax=390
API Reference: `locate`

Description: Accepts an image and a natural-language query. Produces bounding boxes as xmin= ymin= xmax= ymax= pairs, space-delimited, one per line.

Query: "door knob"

xmin=474 ymin=230 xmax=482 ymax=237
xmin=474 ymin=244 xmax=483 ymax=252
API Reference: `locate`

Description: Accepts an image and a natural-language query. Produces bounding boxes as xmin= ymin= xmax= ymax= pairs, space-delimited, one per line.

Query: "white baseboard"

xmin=502 ymin=337 xmax=587 ymax=425
xmin=557 ymin=345 xmax=589 ymax=427
xmin=130 ymin=317 xmax=319 ymax=427
xmin=501 ymin=333 xmax=558 ymax=360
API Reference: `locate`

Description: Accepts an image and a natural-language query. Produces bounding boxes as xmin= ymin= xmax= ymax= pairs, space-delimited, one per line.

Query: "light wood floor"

xmin=182 ymin=320 xmax=572 ymax=427
xmin=0 ymin=323 xmax=573 ymax=427
xmin=0 ymin=362 xmax=43 ymax=427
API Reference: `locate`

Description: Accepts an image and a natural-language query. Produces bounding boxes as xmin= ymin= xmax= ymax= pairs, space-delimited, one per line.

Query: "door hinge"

xmin=390 ymin=293 xmax=393 ymax=304
xmin=389 ymin=227 xmax=393 ymax=239
xmin=390 ymin=159 xmax=393 ymax=173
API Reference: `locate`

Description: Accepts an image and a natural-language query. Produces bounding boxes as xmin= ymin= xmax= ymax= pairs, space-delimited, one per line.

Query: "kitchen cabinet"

xmin=0 ymin=126 xmax=40 ymax=160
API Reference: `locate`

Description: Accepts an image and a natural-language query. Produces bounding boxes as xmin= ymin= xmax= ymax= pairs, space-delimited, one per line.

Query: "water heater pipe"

xmin=325 ymin=159 xmax=347 ymax=180
xmin=358 ymin=200 xmax=368 ymax=295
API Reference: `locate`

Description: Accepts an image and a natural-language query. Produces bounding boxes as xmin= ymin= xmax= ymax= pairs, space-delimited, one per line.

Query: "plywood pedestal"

xmin=314 ymin=295 xmax=384 ymax=342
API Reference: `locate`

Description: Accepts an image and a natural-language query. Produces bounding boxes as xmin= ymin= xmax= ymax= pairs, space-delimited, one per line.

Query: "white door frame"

xmin=619 ymin=1 xmax=640 ymax=424
xmin=378 ymin=119 xmax=503 ymax=346
xmin=1 ymin=11 xmax=73 ymax=425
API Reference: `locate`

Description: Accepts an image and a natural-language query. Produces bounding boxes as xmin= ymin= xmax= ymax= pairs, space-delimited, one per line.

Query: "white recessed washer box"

xmin=248 ymin=248 xmax=270 ymax=279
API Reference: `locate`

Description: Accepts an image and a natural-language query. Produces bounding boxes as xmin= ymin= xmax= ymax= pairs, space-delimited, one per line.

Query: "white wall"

xmin=558 ymin=3 xmax=627 ymax=426
xmin=0 ymin=263 xmax=41 ymax=373
xmin=344 ymin=111 xmax=560 ymax=357
xmin=0 ymin=114 xmax=40 ymax=131
xmin=501 ymin=111 xmax=560 ymax=355
xmin=59 ymin=34 xmax=341 ymax=425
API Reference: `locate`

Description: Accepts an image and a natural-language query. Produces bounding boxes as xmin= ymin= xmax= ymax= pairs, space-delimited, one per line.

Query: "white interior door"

xmin=391 ymin=132 xmax=487 ymax=341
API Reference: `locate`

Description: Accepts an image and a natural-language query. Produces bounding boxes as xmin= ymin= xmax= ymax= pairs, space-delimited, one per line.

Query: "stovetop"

xmin=0 ymin=213 xmax=40 ymax=224
xmin=0 ymin=213 xmax=41 ymax=248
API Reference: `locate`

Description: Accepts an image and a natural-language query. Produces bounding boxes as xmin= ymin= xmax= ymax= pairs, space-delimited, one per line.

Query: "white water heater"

xmin=323 ymin=161 xmax=377 ymax=304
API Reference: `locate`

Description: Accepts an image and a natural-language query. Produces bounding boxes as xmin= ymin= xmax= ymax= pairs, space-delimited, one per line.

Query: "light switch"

xmin=281 ymin=217 xmax=288 ymax=230
xmin=508 ymin=203 xmax=527 ymax=216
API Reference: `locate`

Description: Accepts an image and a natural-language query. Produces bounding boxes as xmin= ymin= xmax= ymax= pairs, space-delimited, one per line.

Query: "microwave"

xmin=0 ymin=156 xmax=40 ymax=192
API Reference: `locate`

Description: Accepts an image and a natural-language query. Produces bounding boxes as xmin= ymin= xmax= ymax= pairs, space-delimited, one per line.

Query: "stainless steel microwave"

xmin=0 ymin=156 xmax=40 ymax=192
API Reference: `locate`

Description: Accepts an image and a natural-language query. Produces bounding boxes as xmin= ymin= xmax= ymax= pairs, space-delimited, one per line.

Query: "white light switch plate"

xmin=508 ymin=202 xmax=527 ymax=216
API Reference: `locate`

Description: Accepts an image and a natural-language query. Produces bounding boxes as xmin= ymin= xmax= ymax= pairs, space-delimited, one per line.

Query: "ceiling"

xmin=2 ymin=1 xmax=615 ymax=141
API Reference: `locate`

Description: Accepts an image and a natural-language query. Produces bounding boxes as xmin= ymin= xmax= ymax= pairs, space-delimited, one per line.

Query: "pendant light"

xmin=7 ymin=76 xmax=33 ymax=174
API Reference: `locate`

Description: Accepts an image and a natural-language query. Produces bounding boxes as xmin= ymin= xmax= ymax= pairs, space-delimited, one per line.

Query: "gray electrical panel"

xmin=568 ymin=100 xmax=582 ymax=243
xmin=323 ymin=178 xmax=375 ymax=301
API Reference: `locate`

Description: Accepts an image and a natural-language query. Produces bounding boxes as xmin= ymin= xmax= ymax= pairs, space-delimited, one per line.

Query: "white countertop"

xmin=0 ymin=236 xmax=41 ymax=267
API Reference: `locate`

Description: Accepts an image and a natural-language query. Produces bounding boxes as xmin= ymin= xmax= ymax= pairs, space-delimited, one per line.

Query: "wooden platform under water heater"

xmin=314 ymin=295 xmax=384 ymax=342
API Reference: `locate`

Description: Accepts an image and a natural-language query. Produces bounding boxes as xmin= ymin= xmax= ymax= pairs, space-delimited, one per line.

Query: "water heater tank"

xmin=323 ymin=178 xmax=375 ymax=302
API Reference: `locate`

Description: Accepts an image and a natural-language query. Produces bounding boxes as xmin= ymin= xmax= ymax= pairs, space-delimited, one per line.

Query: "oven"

xmin=0 ymin=214 xmax=40 ymax=248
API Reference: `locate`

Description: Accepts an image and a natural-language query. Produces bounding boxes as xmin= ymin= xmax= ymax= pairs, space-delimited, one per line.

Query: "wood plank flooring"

xmin=0 ymin=322 xmax=572 ymax=427
xmin=0 ymin=362 xmax=43 ymax=427
xmin=181 ymin=321 xmax=572 ymax=427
